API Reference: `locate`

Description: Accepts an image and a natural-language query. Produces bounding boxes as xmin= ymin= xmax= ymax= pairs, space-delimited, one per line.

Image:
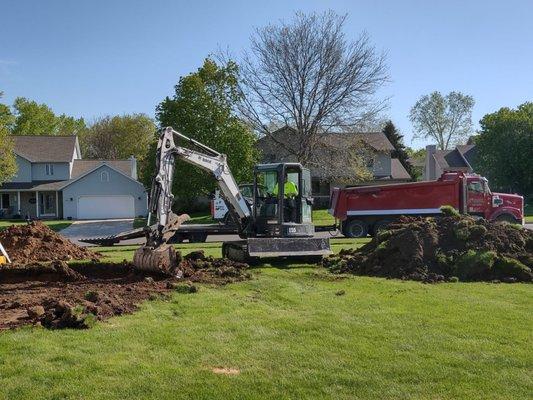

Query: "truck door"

xmin=466 ymin=178 xmax=487 ymax=216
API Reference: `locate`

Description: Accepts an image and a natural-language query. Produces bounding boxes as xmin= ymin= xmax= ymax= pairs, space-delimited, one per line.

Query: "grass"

xmin=0 ymin=240 xmax=531 ymax=399
xmin=133 ymin=209 xmax=336 ymax=228
xmin=0 ymin=219 xmax=72 ymax=232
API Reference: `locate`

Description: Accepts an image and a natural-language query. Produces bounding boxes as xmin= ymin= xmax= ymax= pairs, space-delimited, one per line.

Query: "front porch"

xmin=0 ymin=191 xmax=62 ymax=219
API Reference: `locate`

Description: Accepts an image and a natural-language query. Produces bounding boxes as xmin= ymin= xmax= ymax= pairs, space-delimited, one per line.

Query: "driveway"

xmin=60 ymin=219 xmax=134 ymax=246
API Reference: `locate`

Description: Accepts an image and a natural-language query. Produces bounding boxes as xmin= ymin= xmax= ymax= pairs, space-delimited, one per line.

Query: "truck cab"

xmin=463 ymin=174 xmax=524 ymax=224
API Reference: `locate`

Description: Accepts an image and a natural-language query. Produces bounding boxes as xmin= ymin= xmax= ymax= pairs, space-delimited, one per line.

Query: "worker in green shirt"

xmin=272 ymin=173 xmax=299 ymax=222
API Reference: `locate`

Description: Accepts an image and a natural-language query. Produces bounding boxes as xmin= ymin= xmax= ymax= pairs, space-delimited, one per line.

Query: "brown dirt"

xmin=0 ymin=221 xmax=99 ymax=264
xmin=0 ymin=251 xmax=250 ymax=330
xmin=323 ymin=214 xmax=533 ymax=283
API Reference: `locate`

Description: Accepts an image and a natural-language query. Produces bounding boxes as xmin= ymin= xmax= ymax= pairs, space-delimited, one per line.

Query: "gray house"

xmin=0 ymin=135 xmax=148 ymax=220
xmin=258 ymin=126 xmax=411 ymax=205
xmin=424 ymin=144 xmax=477 ymax=180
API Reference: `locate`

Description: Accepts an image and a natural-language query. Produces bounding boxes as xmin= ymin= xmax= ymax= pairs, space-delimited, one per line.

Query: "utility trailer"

xmin=330 ymin=171 xmax=524 ymax=238
xmin=80 ymin=223 xmax=239 ymax=246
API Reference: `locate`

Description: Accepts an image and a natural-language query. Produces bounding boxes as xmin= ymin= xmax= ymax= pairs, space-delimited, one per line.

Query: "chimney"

xmin=129 ymin=155 xmax=138 ymax=180
xmin=425 ymin=145 xmax=437 ymax=180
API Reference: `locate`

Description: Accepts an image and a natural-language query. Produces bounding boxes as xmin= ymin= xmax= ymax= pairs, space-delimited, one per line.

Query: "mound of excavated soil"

xmin=0 ymin=251 xmax=250 ymax=330
xmin=0 ymin=221 xmax=99 ymax=264
xmin=323 ymin=214 xmax=533 ymax=283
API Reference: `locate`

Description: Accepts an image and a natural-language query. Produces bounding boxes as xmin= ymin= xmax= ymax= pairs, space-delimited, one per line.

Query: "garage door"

xmin=78 ymin=196 xmax=135 ymax=219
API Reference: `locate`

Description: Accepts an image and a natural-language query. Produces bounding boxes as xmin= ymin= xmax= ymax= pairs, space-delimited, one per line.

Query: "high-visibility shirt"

xmin=272 ymin=181 xmax=299 ymax=198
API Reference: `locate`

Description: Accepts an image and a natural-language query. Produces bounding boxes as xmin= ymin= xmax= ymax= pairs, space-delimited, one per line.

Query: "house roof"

xmin=321 ymin=132 xmax=395 ymax=152
xmin=12 ymin=135 xmax=78 ymax=162
xmin=0 ymin=180 xmax=67 ymax=191
xmin=432 ymin=144 xmax=477 ymax=171
xmin=390 ymin=159 xmax=412 ymax=180
xmin=71 ymin=160 xmax=133 ymax=178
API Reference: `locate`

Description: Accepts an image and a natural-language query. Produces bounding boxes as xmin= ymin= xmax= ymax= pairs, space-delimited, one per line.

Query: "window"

xmin=45 ymin=164 xmax=54 ymax=176
xmin=1 ymin=194 xmax=10 ymax=208
xmin=467 ymin=181 xmax=484 ymax=193
xmin=100 ymin=171 xmax=110 ymax=182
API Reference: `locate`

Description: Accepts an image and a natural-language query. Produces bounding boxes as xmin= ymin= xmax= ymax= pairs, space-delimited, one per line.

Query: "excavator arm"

xmin=148 ymin=127 xmax=250 ymax=238
xmin=133 ymin=127 xmax=252 ymax=273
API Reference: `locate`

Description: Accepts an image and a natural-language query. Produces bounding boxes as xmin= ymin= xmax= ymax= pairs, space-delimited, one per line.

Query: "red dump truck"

xmin=329 ymin=171 xmax=524 ymax=238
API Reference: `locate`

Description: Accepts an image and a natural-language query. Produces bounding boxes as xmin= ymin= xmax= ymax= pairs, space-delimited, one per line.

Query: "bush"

xmin=440 ymin=205 xmax=460 ymax=217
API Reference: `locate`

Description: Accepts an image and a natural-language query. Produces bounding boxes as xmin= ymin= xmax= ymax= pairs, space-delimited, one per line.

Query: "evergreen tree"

xmin=382 ymin=120 xmax=414 ymax=179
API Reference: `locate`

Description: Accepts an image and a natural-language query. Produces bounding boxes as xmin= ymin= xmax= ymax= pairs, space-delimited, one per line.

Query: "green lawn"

xmin=0 ymin=239 xmax=531 ymax=399
xmin=133 ymin=209 xmax=336 ymax=228
xmin=0 ymin=219 xmax=72 ymax=232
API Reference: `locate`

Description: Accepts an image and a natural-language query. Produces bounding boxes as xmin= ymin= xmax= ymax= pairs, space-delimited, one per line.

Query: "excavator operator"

xmin=272 ymin=173 xmax=299 ymax=222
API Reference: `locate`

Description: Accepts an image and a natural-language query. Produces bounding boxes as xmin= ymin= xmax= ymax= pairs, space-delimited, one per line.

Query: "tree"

xmin=405 ymin=147 xmax=426 ymax=181
xmin=11 ymin=97 xmax=86 ymax=136
xmin=0 ymin=92 xmax=17 ymax=185
xmin=382 ymin=120 xmax=414 ymax=179
xmin=236 ymin=11 xmax=388 ymax=167
xmin=409 ymin=91 xmax=474 ymax=150
xmin=474 ymin=102 xmax=533 ymax=197
xmin=79 ymin=114 xmax=157 ymax=185
xmin=156 ymin=58 xmax=258 ymax=207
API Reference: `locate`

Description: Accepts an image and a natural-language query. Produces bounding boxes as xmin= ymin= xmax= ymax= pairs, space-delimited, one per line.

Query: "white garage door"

xmin=78 ymin=196 xmax=135 ymax=219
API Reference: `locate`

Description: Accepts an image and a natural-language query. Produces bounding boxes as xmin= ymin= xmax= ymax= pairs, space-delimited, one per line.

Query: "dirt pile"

xmin=323 ymin=214 xmax=533 ymax=283
xmin=0 ymin=221 xmax=99 ymax=264
xmin=0 ymin=253 xmax=250 ymax=330
xmin=178 ymin=250 xmax=251 ymax=284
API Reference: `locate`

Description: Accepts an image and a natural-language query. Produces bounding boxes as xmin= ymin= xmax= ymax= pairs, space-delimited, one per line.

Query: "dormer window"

xmin=45 ymin=164 xmax=54 ymax=176
xmin=100 ymin=171 xmax=110 ymax=182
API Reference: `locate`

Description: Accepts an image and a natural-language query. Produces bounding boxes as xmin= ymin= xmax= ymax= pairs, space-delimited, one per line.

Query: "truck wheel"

xmin=189 ymin=233 xmax=208 ymax=243
xmin=495 ymin=214 xmax=519 ymax=224
xmin=372 ymin=219 xmax=392 ymax=236
xmin=342 ymin=219 xmax=368 ymax=238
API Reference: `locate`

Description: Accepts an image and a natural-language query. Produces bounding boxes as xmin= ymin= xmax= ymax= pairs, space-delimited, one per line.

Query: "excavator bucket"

xmin=132 ymin=213 xmax=190 ymax=275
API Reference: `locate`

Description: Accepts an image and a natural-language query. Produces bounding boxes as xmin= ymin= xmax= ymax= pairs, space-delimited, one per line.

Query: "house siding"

xmin=11 ymin=155 xmax=32 ymax=182
xmin=62 ymin=165 xmax=148 ymax=219
xmin=31 ymin=162 xmax=71 ymax=181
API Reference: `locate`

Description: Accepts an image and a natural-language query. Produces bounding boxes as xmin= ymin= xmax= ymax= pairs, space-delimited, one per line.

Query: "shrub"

xmin=440 ymin=205 xmax=460 ymax=217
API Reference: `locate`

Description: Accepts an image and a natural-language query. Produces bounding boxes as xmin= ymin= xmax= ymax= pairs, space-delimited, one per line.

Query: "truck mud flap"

xmin=246 ymin=237 xmax=332 ymax=258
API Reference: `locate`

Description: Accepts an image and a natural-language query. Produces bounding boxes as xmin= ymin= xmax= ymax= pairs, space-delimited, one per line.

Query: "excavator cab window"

xmin=255 ymin=169 xmax=280 ymax=224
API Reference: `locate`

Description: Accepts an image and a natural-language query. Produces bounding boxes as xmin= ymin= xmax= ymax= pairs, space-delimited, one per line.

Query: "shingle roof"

xmin=433 ymin=149 xmax=469 ymax=169
xmin=0 ymin=180 xmax=67 ymax=191
xmin=71 ymin=160 xmax=133 ymax=178
xmin=390 ymin=159 xmax=412 ymax=180
xmin=321 ymin=132 xmax=395 ymax=152
xmin=12 ymin=135 xmax=78 ymax=162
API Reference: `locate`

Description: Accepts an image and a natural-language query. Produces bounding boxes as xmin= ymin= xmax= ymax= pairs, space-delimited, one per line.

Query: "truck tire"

xmin=342 ymin=219 xmax=368 ymax=238
xmin=189 ymin=233 xmax=208 ymax=243
xmin=495 ymin=214 xmax=519 ymax=224
xmin=371 ymin=219 xmax=392 ymax=236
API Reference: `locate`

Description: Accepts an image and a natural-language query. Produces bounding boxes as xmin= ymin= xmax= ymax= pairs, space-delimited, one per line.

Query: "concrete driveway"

xmin=60 ymin=219 xmax=134 ymax=246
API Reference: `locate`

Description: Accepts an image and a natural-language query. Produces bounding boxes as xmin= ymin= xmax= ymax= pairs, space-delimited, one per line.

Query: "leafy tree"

xmin=474 ymin=102 xmax=533 ymax=197
xmin=405 ymin=147 xmax=426 ymax=181
xmin=409 ymin=91 xmax=474 ymax=150
xmin=11 ymin=97 xmax=86 ymax=136
xmin=382 ymin=120 xmax=414 ymax=179
xmin=156 ymin=58 xmax=258 ymax=206
xmin=0 ymin=92 xmax=17 ymax=185
xmin=79 ymin=114 xmax=157 ymax=186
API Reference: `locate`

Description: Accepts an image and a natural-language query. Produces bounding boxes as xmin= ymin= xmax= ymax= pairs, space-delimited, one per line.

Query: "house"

xmin=0 ymin=135 xmax=148 ymax=220
xmin=424 ymin=144 xmax=477 ymax=180
xmin=257 ymin=126 xmax=412 ymax=205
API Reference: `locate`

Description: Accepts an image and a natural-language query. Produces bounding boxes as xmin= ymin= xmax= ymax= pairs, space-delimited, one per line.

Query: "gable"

xmin=62 ymin=164 xmax=144 ymax=193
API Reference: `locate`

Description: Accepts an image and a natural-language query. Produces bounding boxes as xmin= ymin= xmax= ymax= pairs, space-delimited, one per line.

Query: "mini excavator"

xmin=86 ymin=127 xmax=331 ymax=274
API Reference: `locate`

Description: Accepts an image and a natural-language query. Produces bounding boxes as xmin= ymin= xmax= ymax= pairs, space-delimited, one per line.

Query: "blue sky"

xmin=1 ymin=0 xmax=531 ymax=148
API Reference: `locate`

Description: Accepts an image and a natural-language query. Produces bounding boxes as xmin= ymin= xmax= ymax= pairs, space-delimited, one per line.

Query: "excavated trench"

xmin=0 ymin=222 xmax=250 ymax=330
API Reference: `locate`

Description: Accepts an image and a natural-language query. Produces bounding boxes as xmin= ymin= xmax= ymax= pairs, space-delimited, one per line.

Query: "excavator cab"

xmin=253 ymin=163 xmax=314 ymax=238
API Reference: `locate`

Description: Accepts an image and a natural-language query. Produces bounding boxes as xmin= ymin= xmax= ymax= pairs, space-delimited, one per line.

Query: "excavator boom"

xmin=133 ymin=127 xmax=251 ymax=274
